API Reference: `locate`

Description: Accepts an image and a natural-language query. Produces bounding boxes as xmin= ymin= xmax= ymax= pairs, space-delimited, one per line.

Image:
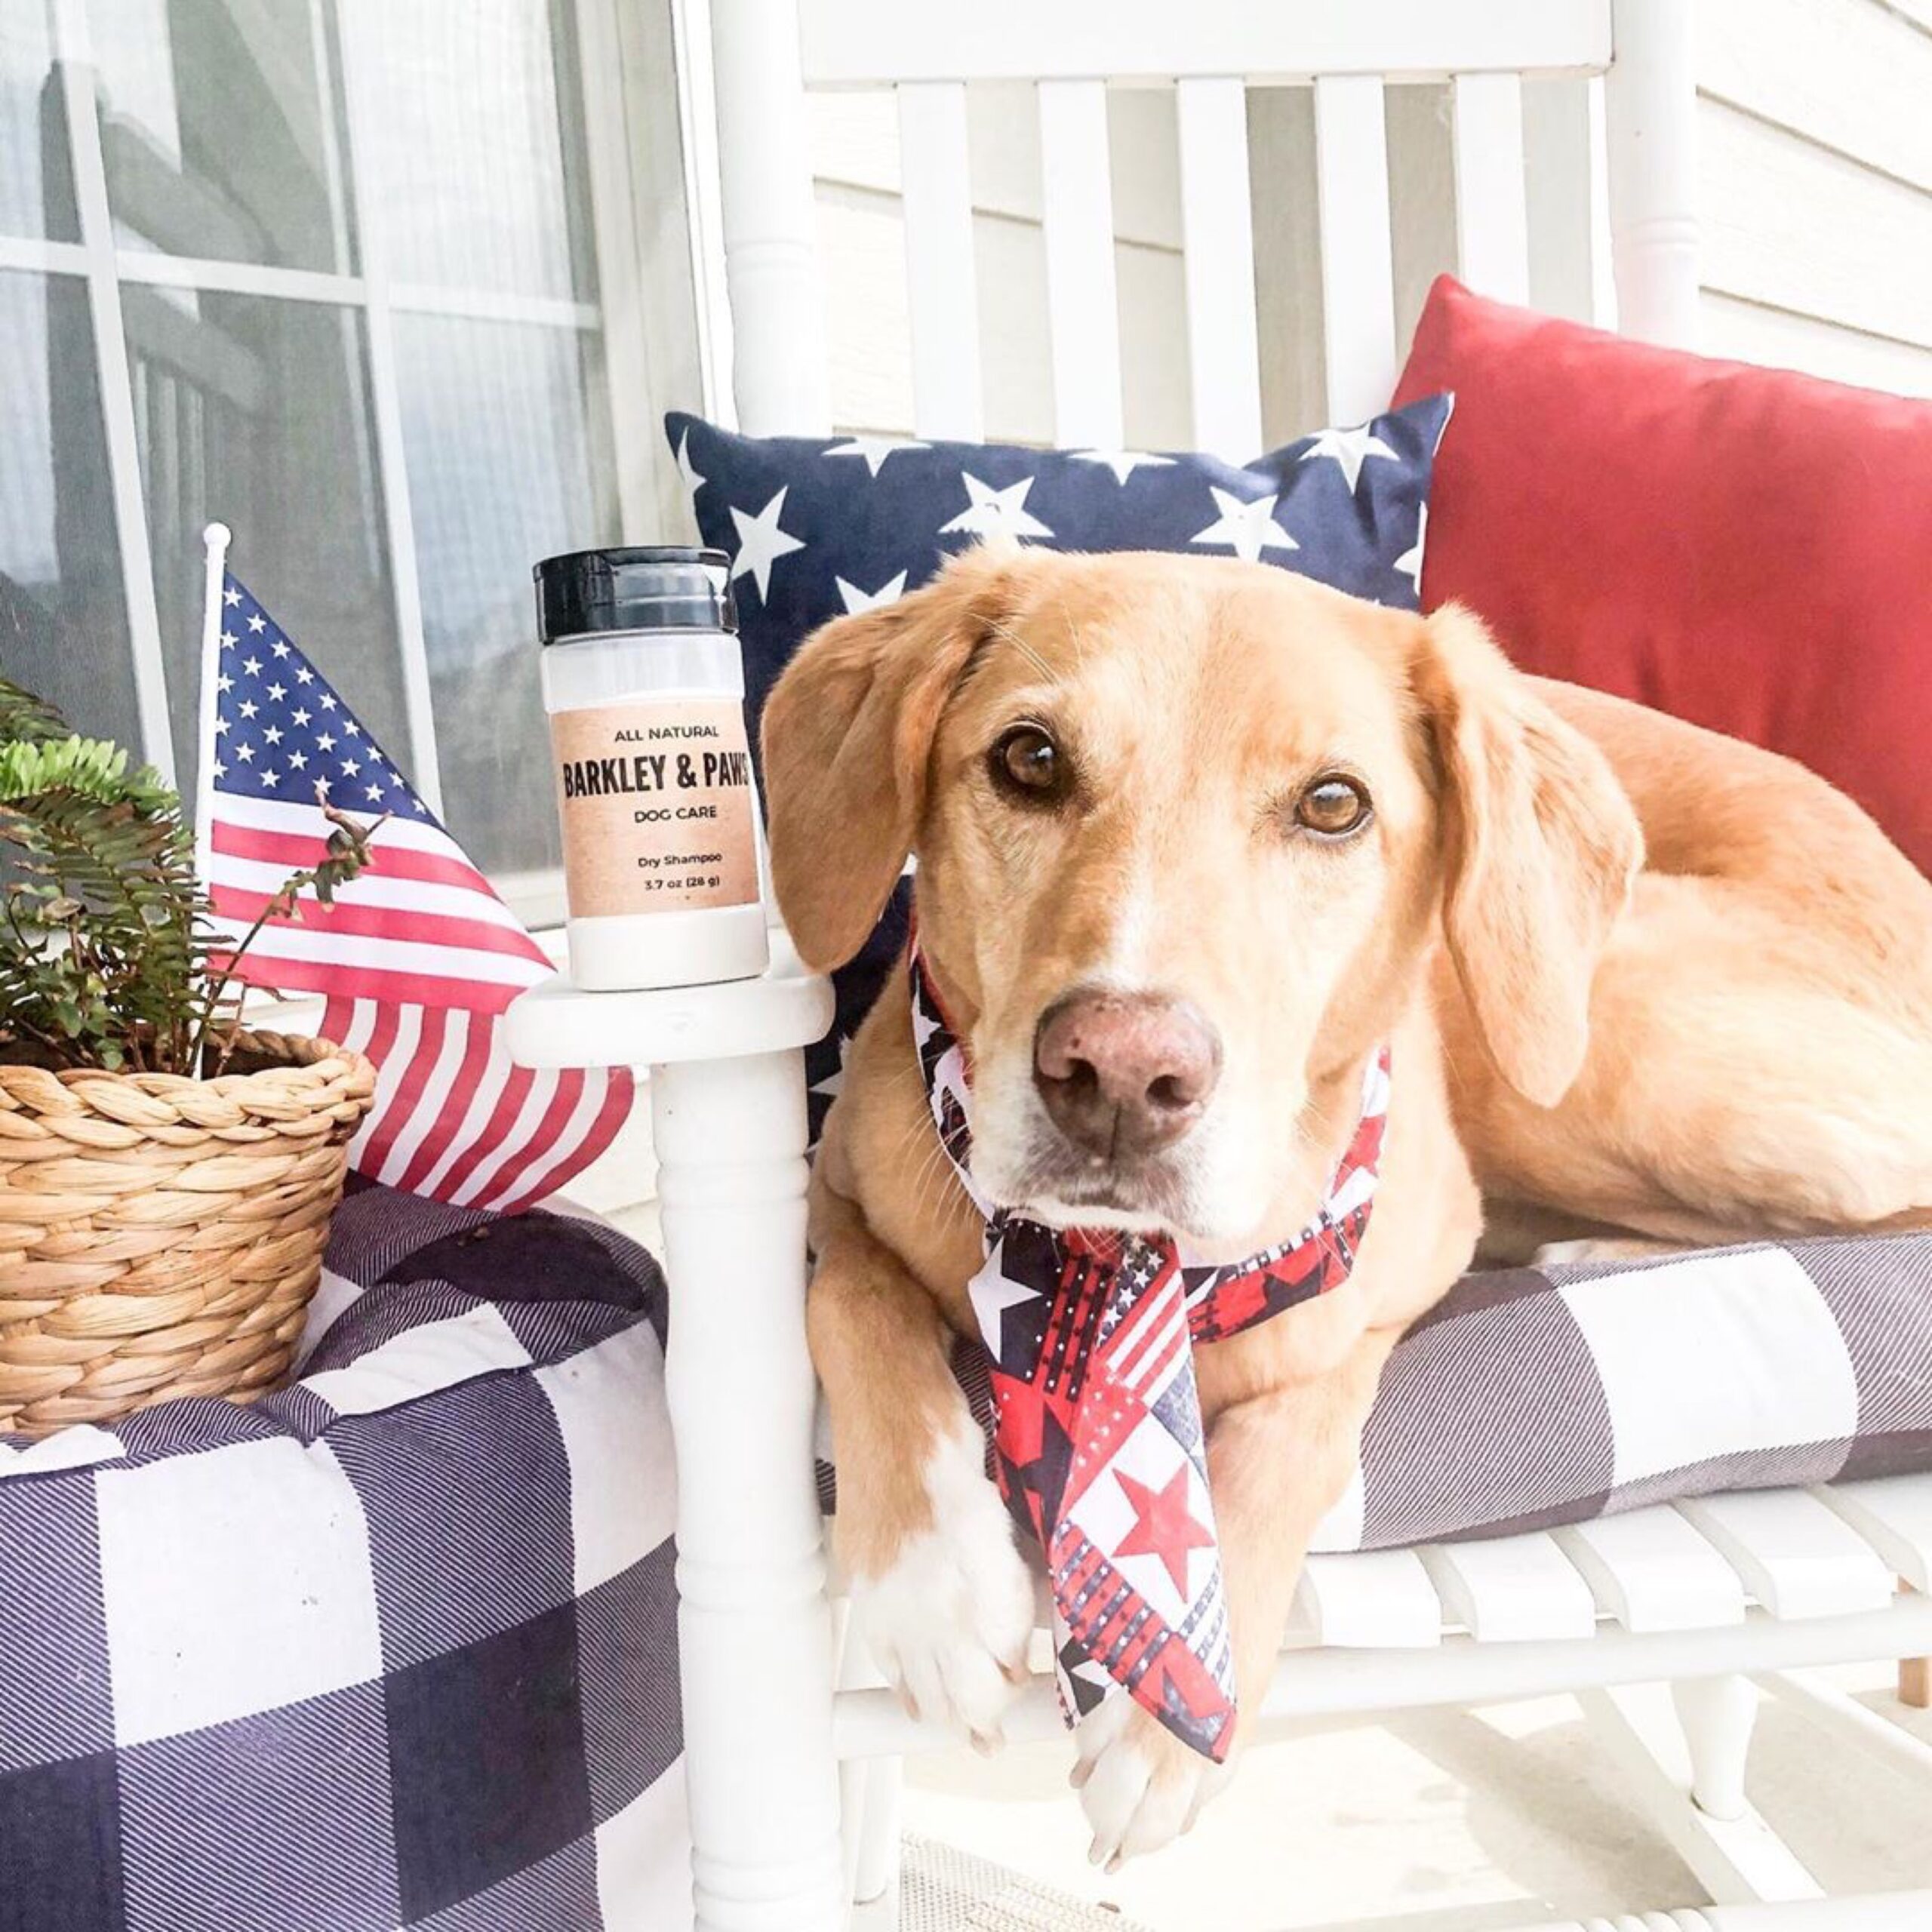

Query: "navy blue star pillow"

xmin=664 ymin=397 xmax=1453 ymax=1137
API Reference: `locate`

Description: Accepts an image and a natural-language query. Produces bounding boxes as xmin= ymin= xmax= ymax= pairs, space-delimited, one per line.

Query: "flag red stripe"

xmin=209 ymin=883 xmax=542 ymax=965
xmin=494 ymin=1069 xmax=633 ymax=1215
xmin=358 ymin=1008 xmax=443 ymax=1180
xmin=349 ymin=1006 xmax=404 ymax=1164
xmin=358 ymin=1004 xmax=402 ymax=1083
xmin=473 ymin=1075 xmax=579 ymax=1211
xmin=434 ymin=1063 xmax=534 ymax=1203
xmin=396 ymin=1015 xmax=498 ymax=1197
xmin=214 ymin=949 xmax=524 ymax=1014
xmin=211 ymin=819 xmax=495 ymax=897
xmin=319 ymin=995 xmax=361 ymax=1058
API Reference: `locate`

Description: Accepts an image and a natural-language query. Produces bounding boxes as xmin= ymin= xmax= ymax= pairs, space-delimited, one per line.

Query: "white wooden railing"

xmin=699 ymin=0 xmax=1700 ymax=446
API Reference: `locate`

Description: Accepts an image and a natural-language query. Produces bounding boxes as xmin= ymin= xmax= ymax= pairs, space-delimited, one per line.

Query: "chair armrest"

xmin=503 ymin=931 xmax=834 ymax=1070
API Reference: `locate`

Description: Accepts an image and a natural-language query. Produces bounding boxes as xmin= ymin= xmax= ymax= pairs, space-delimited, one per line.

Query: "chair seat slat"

xmin=1815 ymin=1474 xmax=1932 ymax=1592
xmin=1675 ymin=1491 xmax=1896 ymax=1622
xmin=1420 ymin=1531 xmax=1600 ymax=1641
xmin=1292 ymin=1547 xmax=1444 ymax=1648
xmin=1556 ymin=1508 xmax=1749 ymax=1632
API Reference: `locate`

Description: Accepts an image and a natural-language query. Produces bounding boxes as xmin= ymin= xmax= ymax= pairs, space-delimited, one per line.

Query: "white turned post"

xmin=1672 ymin=1673 xmax=1758 ymax=1822
xmin=708 ymin=0 xmax=832 ymax=432
xmin=654 ymin=1050 xmax=844 ymax=1932
xmin=1604 ymin=0 xmax=1700 ymax=349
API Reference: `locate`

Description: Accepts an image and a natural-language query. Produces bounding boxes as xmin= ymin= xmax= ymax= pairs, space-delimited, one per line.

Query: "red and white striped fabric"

xmin=202 ymin=568 xmax=631 ymax=1214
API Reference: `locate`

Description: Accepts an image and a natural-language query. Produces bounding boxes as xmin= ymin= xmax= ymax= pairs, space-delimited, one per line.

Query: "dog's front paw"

xmin=845 ymin=1414 xmax=1035 ymax=1749
xmin=1073 ymin=1691 xmax=1231 ymax=1869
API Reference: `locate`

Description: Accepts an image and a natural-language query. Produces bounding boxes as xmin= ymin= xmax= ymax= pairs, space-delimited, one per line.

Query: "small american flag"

xmin=201 ymin=562 xmax=632 ymax=1214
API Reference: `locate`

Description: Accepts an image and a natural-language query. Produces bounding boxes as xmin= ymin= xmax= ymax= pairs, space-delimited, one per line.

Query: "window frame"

xmin=1 ymin=0 xmax=707 ymax=930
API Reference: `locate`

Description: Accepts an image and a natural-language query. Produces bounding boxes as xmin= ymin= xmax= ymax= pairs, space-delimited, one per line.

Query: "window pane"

xmin=0 ymin=269 xmax=141 ymax=749
xmin=1 ymin=8 xmax=78 ymax=240
xmin=88 ymin=0 xmax=358 ymax=272
xmin=125 ymin=288 xmax=405 ymax=804
xmin=395 ymin=312 xmax=617 ymax=877
xmin=358 ymin=0 xmax=595 ymax=300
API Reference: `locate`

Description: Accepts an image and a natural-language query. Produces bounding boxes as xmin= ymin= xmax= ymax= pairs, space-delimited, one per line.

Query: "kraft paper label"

xmin=552 ymin=698 xmax=759 ymax=916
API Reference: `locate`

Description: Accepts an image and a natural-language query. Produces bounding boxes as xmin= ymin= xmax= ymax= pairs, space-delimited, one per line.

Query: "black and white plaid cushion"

xmin=816 ymin=1232 xmax=1932 ymax=1552
xmin=0 ymin=1180 xmax=688 ymax=1932
xmin=1317 ymin=1230 xmax=1932 ymax=1551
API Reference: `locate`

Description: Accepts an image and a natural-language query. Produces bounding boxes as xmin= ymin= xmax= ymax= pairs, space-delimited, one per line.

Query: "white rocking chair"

xmin=506 ymin=4 xmax=1932 ymax=1926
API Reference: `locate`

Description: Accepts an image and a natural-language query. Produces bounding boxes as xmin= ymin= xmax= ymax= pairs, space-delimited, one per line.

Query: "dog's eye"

xmin=991 ymin=724 xmax=1063 ymax=799
xmin=1294 ymin=775 xmax=1372 ymax=838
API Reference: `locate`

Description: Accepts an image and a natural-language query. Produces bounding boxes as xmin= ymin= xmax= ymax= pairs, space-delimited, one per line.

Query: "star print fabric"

xmin=668 ymin=399 xmax=1448 ymax=765
xmin=666 ymin=399 xmax=1447 ymax=1151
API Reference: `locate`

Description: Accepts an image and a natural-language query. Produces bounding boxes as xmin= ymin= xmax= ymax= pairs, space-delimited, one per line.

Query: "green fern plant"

xmin=0 ymin=675 xmax=380 ymax=1075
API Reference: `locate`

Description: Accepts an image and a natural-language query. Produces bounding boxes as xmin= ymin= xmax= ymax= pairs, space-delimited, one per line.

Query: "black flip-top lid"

xmin=534 ymin=546 xmax=736 ymax=644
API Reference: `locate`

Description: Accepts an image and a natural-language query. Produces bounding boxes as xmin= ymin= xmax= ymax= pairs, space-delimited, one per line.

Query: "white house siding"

xmin=1696 ymin=0 xmax=1932 ymax=397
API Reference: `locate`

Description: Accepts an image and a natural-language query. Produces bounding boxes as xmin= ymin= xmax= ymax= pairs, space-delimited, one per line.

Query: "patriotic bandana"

xmin=909 ymin=937 xmax=1390 ymax=1761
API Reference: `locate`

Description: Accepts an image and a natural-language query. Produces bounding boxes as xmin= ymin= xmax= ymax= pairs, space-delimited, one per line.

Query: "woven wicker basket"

xmin=0 ymin=1030 xmax=377 ymax=1438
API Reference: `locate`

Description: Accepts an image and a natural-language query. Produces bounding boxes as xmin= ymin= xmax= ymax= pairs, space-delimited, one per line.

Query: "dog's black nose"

xmin=1032 ymin=989 xmax=1221 ymax=1159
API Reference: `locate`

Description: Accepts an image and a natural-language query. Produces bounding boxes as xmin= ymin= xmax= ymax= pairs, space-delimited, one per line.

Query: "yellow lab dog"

xmin=761 ymin=543 xmax=1932 ymax=1866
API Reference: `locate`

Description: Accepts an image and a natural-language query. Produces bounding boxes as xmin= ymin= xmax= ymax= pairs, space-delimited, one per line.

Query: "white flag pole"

xmin=192 ymin=521 xmax=233 ymax=896
xmin=192 ymin=523 xmax=236 ymax=1078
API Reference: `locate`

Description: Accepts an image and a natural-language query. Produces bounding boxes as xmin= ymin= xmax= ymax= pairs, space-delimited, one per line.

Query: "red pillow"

xmin=1393 ymin=277 xmax=1932 ymax=875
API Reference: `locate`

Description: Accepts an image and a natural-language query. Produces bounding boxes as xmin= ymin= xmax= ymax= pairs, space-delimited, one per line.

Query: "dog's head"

xmin=763 ymin=546 xmax=1641 ymax=1256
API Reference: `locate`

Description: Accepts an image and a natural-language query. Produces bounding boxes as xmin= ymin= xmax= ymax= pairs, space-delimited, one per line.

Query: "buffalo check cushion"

xmin=666 ymin=398 xmax=1452 ymax=1143
xmin=8 ymin=1188 xmax=1927 ymax=1932
xmin=0 ymin=1180 xmax=687 ymax=1932
xmin=1312 ymin=1232 xmax=1932 ymax=1549
xmin=817 ymin=1232 xmax=1932 ymax=1552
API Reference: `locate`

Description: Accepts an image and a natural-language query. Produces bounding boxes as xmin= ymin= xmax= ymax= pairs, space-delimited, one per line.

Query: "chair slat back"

xmin=1175 ymin=78 xmax=1265 ymax=463
xmin=896 ymin=82 xmax=984 ymax=440
xmin=1312 ymin=75 xmax=1402 ymax=427
xmin=1451 ymin=75 xmax=1534 ymax=309
xmin=1037 ymin=79 xmax=1127 ymax=448
xmin=703 ymin=0 xmax=1695 ymax=445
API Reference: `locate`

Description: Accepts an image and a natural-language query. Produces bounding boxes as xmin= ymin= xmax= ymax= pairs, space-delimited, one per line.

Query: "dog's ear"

xmin=761 ymin=546 xmax=1012 ymax=971
xmin=1417 ymin=604 xmax=1644 ymax=1107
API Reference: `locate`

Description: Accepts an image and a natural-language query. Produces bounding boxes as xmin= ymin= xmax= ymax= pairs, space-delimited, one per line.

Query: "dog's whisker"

xmin=983 ymin=615 xmax=1060 ymax=689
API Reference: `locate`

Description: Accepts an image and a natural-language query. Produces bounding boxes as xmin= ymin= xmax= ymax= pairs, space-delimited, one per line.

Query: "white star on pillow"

xmin=940 ymin=472 xmax=1054 ymax=541
xmin=728 ymin=487 xmax=806 ymax=602
xmin=1300 ymin=423 xmax=1399 ymax=494
xmin=1189 ymin=488 xmax=1297 ymax=564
